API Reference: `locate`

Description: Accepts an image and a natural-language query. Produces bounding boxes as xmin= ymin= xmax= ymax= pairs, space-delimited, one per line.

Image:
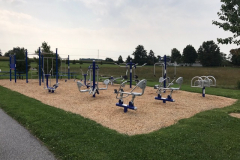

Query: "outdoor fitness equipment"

xmin=154 ymin=55 xmax=177 ymax=88
xmin=9 ymin=50 xmax=31 ymax=83
xmin=109 ymin=76 xmax=124 ymax=85
xmin=9 ymin=54 xmax=16 ymax=83
xmin=42 ymin=67 xmax=59 ymax=93
xmin=153 ymin=55 xmax=183 ymax=103
xmin=59 ymin=56 xmax=70 ymax=81
xmin=154 ymin=77 xmax=183 ymax=103
xmin=115 ymin=60 xmax=146 ymax=88
xmin=77 ymin=60 xmax=109 ymax=97
xmin=114 ymin=79 xmax=147 ymax=112
xmin=38 ymin=47 xmax=59 ymax=86
xmin=191 ymin=76 xmax=216 ymax=97
xmin=99 ymin=75 xmax=123 ymax=85
xmin=78 ymin=67 xmax=91 ymax=87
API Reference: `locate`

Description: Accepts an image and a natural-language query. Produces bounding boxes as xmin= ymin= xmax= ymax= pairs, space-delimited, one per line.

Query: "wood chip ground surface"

xmin=0 ymin=79 xmax=237 ymax=135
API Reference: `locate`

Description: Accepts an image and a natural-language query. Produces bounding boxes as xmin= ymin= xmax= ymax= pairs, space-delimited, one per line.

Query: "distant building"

xmin=79 ymin=58 xmax=103 ymax=61
xmin=178 ymin=62 xmax=202 ymax=67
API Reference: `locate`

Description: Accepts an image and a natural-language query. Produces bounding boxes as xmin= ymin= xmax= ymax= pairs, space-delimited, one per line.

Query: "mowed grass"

xmin=0 ymin=86 xmax=240 ymax=159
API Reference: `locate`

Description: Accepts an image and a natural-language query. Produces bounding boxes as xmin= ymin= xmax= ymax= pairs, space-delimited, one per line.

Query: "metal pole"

xmin=56 ymin=48 xmax=58 ymax=83
xmin=38 ymin=47 xmax=41 ymax=86
xmin=202 ymin=87 xmax=205 ymax=97
xmin=26 ymin=50 xmax=28 ymax=83
xmin=93 ymin=60 xmax=95 ymax=97
xmin=47 ymin=57 xmax=48 ymax=74
xmin=10 ymin=56 xmax=11 ymax=81
xmin=68 ymin=55 xmax=70 ymax=79
xmin=42 ymin=55 xmax=44 ymax=83
xmin=52 ymin=57 xmax=53 ymax=76
xmin=129 ymin=60 xmax=132 ymax=88
xmin=14 ymin=54 xmax=16 ymax=83
xmin=164 ymin=55 xmax=167 ymax=88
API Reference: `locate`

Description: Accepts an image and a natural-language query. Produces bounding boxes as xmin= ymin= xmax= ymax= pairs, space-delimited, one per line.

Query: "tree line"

xmin=110 ymin=40 xmax=239 ymax=67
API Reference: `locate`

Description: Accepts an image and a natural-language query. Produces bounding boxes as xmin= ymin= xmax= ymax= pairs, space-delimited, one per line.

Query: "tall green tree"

xmin=0 ymin=49 xmax=2 ymax=56
xmin=182 ymin=45 xmax=198 ymax=66
xmin=4 ymin=50 xmax=14 ymax=57
xmin=105 ymin=57 xmax=114 ymax=62
xmin=35 ymin=42 xmax=61 ymax=75
xmin=229 ymin=48 xmax=240 ymax=66
xmin=198 ymin=41 xmax=222 ymax=67
xmin=212 ymin=0 xmax=240 ymax=45
xmin=221 ymin=52 xmax=230 ymax=66
xmin=132 ymin=45 xmax=148 ymax=65
xmin=35 ymin=41 xmax=53 ymax=54
xmin=147 ymin=50 xmax=157 ymax=65
xmin=125 ymin=55 xmax=132 ymax=63
xmin=118 ymin=55 xmax=123 ymax=63
xmin=171 ymin=48 xmax=181 ymax=63
xmin=8 ymin=47 xmax=31 ymax=77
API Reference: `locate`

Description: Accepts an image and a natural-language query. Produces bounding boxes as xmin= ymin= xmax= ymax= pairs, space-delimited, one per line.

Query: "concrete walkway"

xmin=0 ymin=109 xmax=56 ymax=160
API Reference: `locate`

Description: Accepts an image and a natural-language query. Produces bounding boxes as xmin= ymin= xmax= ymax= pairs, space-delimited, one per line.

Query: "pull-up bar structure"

xmin=9 ymin=50 xmax=29 ymax=83
xmin=9 ymin=48 xmax=69 ymax=85
xmin=37 ymin=48 xmax=69 ymax=86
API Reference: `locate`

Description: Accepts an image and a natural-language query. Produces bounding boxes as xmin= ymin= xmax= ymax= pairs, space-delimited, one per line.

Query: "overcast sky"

xmin=0 ymin=0 xmax=238 ymax=60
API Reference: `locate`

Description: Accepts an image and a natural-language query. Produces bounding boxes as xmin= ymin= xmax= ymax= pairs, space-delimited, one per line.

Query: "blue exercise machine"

xmin=9 ymin=54 xmax=16 ymax=83
xmin=154 ymin=77 xmax=183 ymax=103
xmin=9 ymin=49 xmax=29 ymax=83
xmin=114 ymin=79 xmax=147 ymax=113
xmin=153 ymin=55 xmax=183 ymax=103
xmin=77 ymin=60 xmax=109 ymax=97
xmin=38 ymin=48 xmax=60 ymax=93
xmin=44 ymin=74 xmax=59 ymax=93
xmin=115 ymin=60 xmax=146 ymax=88
xmin=42 ymin=66 xmax=59 ymax=93
xmin=78 ymin=67 xmax=91 ymax=88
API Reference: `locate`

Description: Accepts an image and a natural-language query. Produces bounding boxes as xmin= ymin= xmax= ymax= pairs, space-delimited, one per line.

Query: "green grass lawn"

xmin=0 ymin=85 xmax=240 ymax=159
xmin=1 ymin=60 xmax=240 ymax=159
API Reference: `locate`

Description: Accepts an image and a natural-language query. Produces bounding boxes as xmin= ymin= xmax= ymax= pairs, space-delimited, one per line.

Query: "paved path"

xmin=0 ymin=109 xmax=57 ymax=160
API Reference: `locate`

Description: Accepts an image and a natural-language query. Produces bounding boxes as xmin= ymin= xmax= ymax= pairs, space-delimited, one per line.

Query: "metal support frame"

xmin=116 ymin=60 xmax=146 ymax=88
xmin=191 ymin=76 xmax=216 ymax=97
xmin=68 ymin=55 xmax=70 ymax=80
xmin=56 ymin=48 xmax=58 ymax=83
xmin=9 ymin=55 xmax=16 ymax=82
xmin=26 ymin=50 xmax=28 ymax=83
xmin=38 ymin=47 xmax=41 ymax=86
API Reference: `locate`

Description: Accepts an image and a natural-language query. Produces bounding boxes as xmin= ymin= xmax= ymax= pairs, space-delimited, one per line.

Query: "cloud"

xmin=0 ymin=9 xmax=32 ymax=20
xmin=1 ymin=0 xmax=26 ymax=6
xmin=75 ymin=0 xmax=126 ymax=16
xmin=0 ymin=0 xmax=237 ymax=59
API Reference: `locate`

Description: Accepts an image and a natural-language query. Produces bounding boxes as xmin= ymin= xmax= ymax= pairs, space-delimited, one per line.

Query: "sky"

xmin=0 ymin=0 xmax=238 ymax=60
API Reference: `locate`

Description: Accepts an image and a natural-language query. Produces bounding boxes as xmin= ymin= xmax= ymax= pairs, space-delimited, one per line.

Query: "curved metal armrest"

xmin=124 ymin=79 xmax=147 ymax=96
xmin=99 ymin=79 xmax=110 ymax=90
xmin=115 ymin=80 xmax=129 ymax=99
xmin=191 ymin=76 xmax=203 ymax=87
xmin=77 ymin=81 xmax=89 ymax=92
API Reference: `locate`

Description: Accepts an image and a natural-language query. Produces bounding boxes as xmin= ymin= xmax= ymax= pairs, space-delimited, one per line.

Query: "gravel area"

xmin=0 ymin=79 xmax=237 ymax=135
